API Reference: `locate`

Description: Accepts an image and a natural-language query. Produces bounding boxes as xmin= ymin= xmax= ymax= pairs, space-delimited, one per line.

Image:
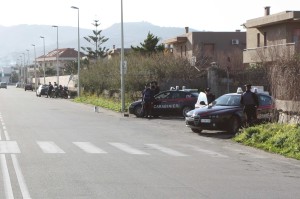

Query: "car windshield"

xmin=214 ymin=94 xmax=241 ymax=106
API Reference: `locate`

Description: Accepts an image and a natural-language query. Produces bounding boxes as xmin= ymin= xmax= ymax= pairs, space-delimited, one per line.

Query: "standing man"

xmin=205 ymin=88 xmax=215 ymax=104
xmin=240 ymin=84 xmax=259 ymax=125
xmin=46 ymin=82 xmax=53 ymax=98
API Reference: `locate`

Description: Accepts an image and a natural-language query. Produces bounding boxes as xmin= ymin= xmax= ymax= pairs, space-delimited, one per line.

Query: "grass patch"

xmin=233 ymin=123 xmax=300 ymax=160
xmin=73 ymin=94 xmax=131 ymax=112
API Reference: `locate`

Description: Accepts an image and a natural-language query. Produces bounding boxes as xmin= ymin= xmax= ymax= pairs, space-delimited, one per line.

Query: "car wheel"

xmin=191 ymin=129 xmax=202 ymax=133
xmin=228 ymin=116 xmax=241 ymax=134
xmin=182 ymin=106 xmax=192 ymax=117
xmin=134 ymin=105 xmax=144 ymax=118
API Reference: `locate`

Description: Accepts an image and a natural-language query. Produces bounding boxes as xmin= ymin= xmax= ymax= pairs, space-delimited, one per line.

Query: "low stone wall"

xmin=32 ymin=75 xmax=77 ymax=91
xmin=276 ymin=100 xmax=300 ymax=124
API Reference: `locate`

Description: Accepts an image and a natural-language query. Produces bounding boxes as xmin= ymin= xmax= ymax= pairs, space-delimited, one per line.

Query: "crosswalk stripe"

xmin=109 ymin=142 xmax=149 ymax=155
xmin=37 ymin=141 xmax=65 ymax=153
xmin=73 ymin=142 xmax=107 ymax=154
xmin=188 ymin=145 xmax=228 ymax=158
xmin=145 ymin=144 xmax=187 ymax=156
xmin=0 ymin=141 xmax=21 ymax=153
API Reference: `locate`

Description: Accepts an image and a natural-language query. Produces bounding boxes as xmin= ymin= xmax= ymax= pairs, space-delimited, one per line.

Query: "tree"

xmin=81 ymin=20 xmax=109 ymax=60
xmin=131 ymin=32 xmax=165 ymax=54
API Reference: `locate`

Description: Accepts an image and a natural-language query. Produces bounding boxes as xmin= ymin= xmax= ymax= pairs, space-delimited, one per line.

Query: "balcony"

xmin=243 ymin=42 xmax=299 ymax=63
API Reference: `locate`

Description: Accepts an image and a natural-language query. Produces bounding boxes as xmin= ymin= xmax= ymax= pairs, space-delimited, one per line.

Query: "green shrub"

xmin=233 ymin=123 xmax=300 ymax=160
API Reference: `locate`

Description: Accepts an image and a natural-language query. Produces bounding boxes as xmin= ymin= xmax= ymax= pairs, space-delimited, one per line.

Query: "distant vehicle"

xmin=36 ymin=84 xmax=49 ymax=97
xmin=25 ymin=84 xmax=33 ymax=91
xmin=16 ymin=82 xmax=21 ymax=88
xmin=0 ymin=82 xmax=7 ymax=89
xmin=185 ymin=89 xmax=275 ymax=134
xmin=129 ymin=88 xmax=199 ymax=118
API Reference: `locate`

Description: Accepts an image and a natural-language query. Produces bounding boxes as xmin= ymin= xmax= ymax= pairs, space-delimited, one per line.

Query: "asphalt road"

xmin=0 ymin=86 xmax=300 ymax=199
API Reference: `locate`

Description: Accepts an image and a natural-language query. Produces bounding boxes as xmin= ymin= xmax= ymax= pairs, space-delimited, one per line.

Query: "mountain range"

xmin=0 ymin=22 xmax=196 ymax=66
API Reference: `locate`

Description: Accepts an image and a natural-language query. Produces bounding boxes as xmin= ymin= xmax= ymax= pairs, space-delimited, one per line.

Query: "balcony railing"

xmin=243 ymin=42 xmax=299 ymax=63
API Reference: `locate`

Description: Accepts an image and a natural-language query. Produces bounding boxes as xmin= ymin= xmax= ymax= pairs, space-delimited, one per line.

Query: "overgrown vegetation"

xmin=73 ymin=94 xmax=131 ymax=112
xmin=233 ymin=123 xmax=300 ymax=160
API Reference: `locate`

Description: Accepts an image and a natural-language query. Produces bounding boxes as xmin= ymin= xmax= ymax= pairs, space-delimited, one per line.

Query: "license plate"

xmin=201 ymin=119 xmax=211 ymax=123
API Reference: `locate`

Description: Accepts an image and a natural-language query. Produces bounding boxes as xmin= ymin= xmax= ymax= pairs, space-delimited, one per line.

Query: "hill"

xmin=0 ymin=22 xmax=195 ymax=66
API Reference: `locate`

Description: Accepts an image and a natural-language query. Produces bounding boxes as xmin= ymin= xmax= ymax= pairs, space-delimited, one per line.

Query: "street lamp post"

xmin=26 ymin=49 xmax=30 ymax=84
xmin=19 ymin=55 xmax=23 ymax=84
xmin=40 ymin=36 xmax=46 ymax=84
xmin=32 ymin=44 xmax=37 ymax=90
xmin=120 ymin=0 xmax=125 ymax=113
xmin=52 ymin=25 xmax=59 ymax=85
xmin=71 ymin=6 xmax=80 ymax=97
xmin=22 ymin=53 xmax=25 ymax=87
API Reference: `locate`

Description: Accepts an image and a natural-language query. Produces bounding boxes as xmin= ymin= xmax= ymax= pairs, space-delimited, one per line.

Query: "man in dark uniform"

xmin=205 ymin=88 xmax=215 ymax=104
xmin=240 ymin=84 xmax=259 ymax=125
xmin=46 ymin=82 xmax=53 ymax=98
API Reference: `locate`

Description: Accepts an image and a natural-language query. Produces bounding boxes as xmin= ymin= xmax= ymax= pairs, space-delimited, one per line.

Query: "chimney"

xmin=265 ymin=6 xmax=270 ymax=16
xmin=185 ymin=27 xmax=189 ymax=33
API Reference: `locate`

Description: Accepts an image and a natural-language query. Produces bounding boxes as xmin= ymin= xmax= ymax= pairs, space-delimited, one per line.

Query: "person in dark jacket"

xmin=46 ymin=82 xmax=53 ymax=98
xmin=240 ymin=84 xmax=259 ymax=125
xmin=142 ymin=84 xmax=152 ymax=118
xmin=205 ymin=88 xmax=215 ymax=104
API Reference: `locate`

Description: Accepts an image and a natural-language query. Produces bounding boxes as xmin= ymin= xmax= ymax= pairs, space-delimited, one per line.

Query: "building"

xmin=163 ymin=27 xmax=246 ymax=69
xmin=243 ymin=7 xmax=300 ymax=63
xmin=0 ymin=67 xmax=12 ymax=83
xmin=35 ymin=48 xmax=84 ymax=75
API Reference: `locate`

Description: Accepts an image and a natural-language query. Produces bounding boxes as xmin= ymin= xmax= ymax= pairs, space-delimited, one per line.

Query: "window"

xmin=263 ymin=32 xmax=267 ymax=46
xmin=259 ymin=95 xmax=272 ymax=106
xmin=257 ymin=33 xmax=260 ymax=47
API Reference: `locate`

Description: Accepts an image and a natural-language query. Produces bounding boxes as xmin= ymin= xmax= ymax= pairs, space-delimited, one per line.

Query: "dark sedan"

xmin=129 ymin=89 xmax=199 ymax=118
xmin=36 ymin=84 xmax=49 ymax=97
xmin=185 ymin=92 xmax=275 ymax=134
xmin=25 ymin=84 xmax=33 ymax=91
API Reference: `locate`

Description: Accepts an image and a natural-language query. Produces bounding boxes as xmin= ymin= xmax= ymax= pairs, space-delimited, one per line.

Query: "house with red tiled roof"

xmin=35 ymin=48 xmax=84 ymax=75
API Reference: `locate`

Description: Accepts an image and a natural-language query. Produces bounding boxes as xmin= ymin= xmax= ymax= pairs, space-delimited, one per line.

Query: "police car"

xmin=185 ymin=87 xmax=275 ymax=134
xmin=129 ymin=88 xmax=199 ymax=118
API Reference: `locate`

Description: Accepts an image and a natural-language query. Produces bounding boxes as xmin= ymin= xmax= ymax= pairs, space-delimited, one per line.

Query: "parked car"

xmin=0 ymin=82 xmax=7 ymax=89
xmin=185 ymin=89 xmax=275 ymax=134
xmin=129 ymin=88 xmax=199 ymax=118
xmin=25 ymin=84 xmax=33 ymax=91
xmin=36 ymin=84 xmax=49 ymax=97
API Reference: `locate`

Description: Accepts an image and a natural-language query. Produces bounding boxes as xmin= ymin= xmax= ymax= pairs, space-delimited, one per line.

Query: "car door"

xmin=152 ymin=91 xmax=176 ymax=116
xmin=257 ymin=94 xmax=274 ymax=122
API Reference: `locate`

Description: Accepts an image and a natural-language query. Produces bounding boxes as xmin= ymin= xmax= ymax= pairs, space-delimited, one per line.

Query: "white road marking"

xmin=109 ymin=142 xmax=149 ymax=155
xmin=37 ymin=141 xmax=65 ymax=153
xmin=187 ymin=145 xmax=228 ymax=158
xmin=11 ymin=154 xmax=31 ymax=199
xmin=73 ymin=142 xmax=107 ymax=154
xmin=4 ymin=130 xmax=10 ymax=141
xmin=145 ymin=144 xmax=188 ymax=156
xmin=1 ymin=154 xmax=14 ymax=199
xmin=0 ymin=141 xmax=21 ymax=153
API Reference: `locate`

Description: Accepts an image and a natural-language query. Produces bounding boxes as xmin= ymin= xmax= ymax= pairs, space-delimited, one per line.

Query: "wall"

xmin=32 ymin=75 xmax=78 ymax=91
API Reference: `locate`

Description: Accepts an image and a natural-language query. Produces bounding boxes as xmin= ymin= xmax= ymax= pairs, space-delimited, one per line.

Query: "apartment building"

xmin=243 ymin=7 xmax=300 ymax=63
xmin=35 ymin=48 xmax=83 ymax=74
xmin=163 ymin=27 xmax=246 ymax=68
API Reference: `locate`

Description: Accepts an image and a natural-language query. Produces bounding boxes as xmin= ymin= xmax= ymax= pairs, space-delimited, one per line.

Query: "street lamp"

xmin=26 ymin=49 xmax=30 ymax=84
xmin=40 ymin=36 xmax=46 ymax=84
xmin=32 ymin=44 xmax=37 ymax=90
xmin=52 ymin=25 xmax=59 ymax=85
xmin=120 ymin=0 xmax=125 ymax=112
xmin=22 ymin=53 xmax=25 ymax=87
xmin=71 ymin=6 xmax=80 ymax=97
xmin=19 ymin=55 xmax=23 ymax=84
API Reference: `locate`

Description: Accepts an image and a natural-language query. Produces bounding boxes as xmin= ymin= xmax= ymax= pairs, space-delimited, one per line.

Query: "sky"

xmin=1 ymin=0 xmax=299 ymax=31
